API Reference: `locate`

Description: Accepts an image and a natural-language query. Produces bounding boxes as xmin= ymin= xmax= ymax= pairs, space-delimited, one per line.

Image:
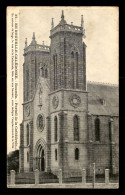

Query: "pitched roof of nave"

xmin=87 ymin=81 xmax=119 ymax=116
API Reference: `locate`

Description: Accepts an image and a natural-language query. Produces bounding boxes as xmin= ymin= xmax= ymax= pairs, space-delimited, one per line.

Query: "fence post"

xmin=105 ymin=169 xmax=109 ymax=185
xmin=82 ymin=169 xmax=86 ymax=184
xmin=59 ymin=169 xmax=62 ymax=184
xmin=35 ymin=169 xmax=39 ymax=185
xmin=92 ymin=163 xmax=95 ymax=188
xmin=10 ymin=170 xmax=15 ymax=185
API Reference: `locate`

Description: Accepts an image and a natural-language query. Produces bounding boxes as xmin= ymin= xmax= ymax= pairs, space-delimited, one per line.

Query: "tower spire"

xmin=32 ymin=32 xmax=35 ymax=41
xmin=31 ymin=32 xmax=37 ymax=44
xmin=81 ymin=15 xmax=84 ymax=28
xmin=25 ymin=38 xmax=27 ymax=48
xmin=51 ymin=18 xmax=54 ymax=29
xmin=59 ymin=10 xmax=67 ymax=25
xmin=61 ymin=10 xmax=64 ymax=19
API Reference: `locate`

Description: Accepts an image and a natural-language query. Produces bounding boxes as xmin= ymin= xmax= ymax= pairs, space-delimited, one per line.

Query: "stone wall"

xmin=88 ymin=114 xmax=119 ymax=175
xmin=33 ymin=77 xmax=50 ymax=170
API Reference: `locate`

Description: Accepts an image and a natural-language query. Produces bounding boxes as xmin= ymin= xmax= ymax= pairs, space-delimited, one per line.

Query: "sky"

xmin=7 ymin=6 xmax=119 ymax=153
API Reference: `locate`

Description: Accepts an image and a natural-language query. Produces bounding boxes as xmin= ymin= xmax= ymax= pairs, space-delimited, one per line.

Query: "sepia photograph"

xmin=7 ymin=6 xmax=119 ymax=188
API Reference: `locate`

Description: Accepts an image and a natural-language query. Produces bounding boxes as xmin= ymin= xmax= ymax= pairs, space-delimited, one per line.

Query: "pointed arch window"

xmin=27 ymin=152 xmax=29 ymax=163
xmin=74 ymin=115 xmax=79 ymax=141
xmin=53 ymin=54 xmax=57 ymax=90
xmin=41 ymin=67 xmax=44 ymax=77
xmin=109 ymin=121 xmax=112 ymax=142
xmin=75 ymin=148 xmax=79 ymax=160
xmin=45 ymin=68 xmax=48 ymax=78
xmin=95 ymin=118 xmax=100 ymax=141
xmin=54 ymin=116 xmax=58 ymax=142
xmin=55 ymin=149 xmax=57 ymax=161
xmin=71 ymin=52 xmax=74 ymax=89
xmin=26 ymin=70 xmax=29 ymax=101
xmin=27 ymin=124 xmax=30 ymax=146
xmin=76 ymin=52 xmax=79 ymax=88
xmin=53 ymin=55 xmax=55 ymax=89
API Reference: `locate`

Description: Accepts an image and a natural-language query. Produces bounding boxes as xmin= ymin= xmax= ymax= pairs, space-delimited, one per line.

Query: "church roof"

xmin=87 ymin=81 xmax=119 ymax=116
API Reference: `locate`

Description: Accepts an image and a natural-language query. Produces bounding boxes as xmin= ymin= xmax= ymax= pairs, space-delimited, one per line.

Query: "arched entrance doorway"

xmin=37 ymin=144 xmax=45 ymax=171
xmin=35 ymin=138 xmax=46 ymax=172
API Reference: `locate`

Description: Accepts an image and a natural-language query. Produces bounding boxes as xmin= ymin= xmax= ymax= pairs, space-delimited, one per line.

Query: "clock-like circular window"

xmin=37 ymin=114 xmax=44 ymax=131
xmin=69 ymin=94 xmax=81 ymax=108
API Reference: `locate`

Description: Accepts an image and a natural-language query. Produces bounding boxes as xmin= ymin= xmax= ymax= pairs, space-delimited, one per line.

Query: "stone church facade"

xmin=19 ymin=11 xmax=119 ymax=177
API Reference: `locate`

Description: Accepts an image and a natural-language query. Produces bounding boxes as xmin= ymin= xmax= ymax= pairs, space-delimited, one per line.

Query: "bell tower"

xmin=49 ymin=11 xmax=88 ymax=177
xmin=23 ymin=32 xmax=37 ymax=102
xmin=50 ymin=10 xmax=86 ymax=91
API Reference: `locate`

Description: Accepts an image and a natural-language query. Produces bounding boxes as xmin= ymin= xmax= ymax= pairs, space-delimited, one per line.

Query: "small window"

xmin=45 ymin=68 xmax=48 ymax=78
xmin=95 ymin=118 xmax=100 ymax=141
xmin=42 ymin=67 xmax=44 ymax=77
xmin=55 ymin=149 xmax=57 ymax=161
xmin=74 ymin=115 xmax=79 ymax=141
xmin=100 ymin=99 xmax=105 ymax=105
xmin=76 ymin=52 xmax=78 ymax=88
xmin=109 ymin=121 xmax=111 ymax=142
xmin=54 ymin=116 xmax=58 ymax=142
xmin=37 ymin=114 xmax=44 ymax=131
xmin=27 ymin=152 xmax=29 ymax=163
xmin=75 ymin=148 xmax=79 ymax=160
xmin=71 ymin=52 xmax=74 ymax=88
xmin=27 ymin=124 xmax=30 ymax=146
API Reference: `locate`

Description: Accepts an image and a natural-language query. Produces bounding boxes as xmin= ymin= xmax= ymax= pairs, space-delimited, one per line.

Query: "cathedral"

xmin=19 ymin=11 xmax=119 ymax=178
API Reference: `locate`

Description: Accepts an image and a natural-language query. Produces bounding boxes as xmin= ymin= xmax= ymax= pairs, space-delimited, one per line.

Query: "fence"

xmin=7 ymin=165 xmax=119 ymax=186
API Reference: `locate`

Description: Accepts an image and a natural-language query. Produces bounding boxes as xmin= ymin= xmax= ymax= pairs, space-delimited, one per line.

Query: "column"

xmin=20 ymin=123 xmax=24 ymax=173
xmin=35 ymin=169 xmax=39 ymax=185
xmin=63 ymin=112 xmax=68 ymax=170
xmin=29 ymin=120 xmax=33 ymax=171
xmin=60 ymin=38 xmax=64 ymax=88
xmin=82 ymin=169 xmax=86 ymax=184
xmin=88 ymin=112 xmax=92 ymax=141
xmin=59 ymin=169 xmax=62 ymax=184
xmin=105 ymin=169 xmax=109 ymax=185
xmin=110 ymin=118 xmax=114 ymax=143
xmin=58 ymin=111 xmax=64 ymax=170
xmin=92 ymin=163 xmax=95 ymax=188
xmin=46 ymin=116 xmax=51 ymax=172
xmin=87 ymin=113 xmax=94 ymax=176
xmin=83 ymin=42 xmax=86 ymax=91
xmin=112 ymin=144 xmax=117 ymax=174
xmin=10 ymin=170 xmax=15 ymax=185
xmin=110 ymin=118 xmax=116 ymax=174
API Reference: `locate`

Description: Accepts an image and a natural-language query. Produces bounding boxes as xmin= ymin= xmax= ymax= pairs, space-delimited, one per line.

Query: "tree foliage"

xmin=7 ymin=150 xmax=19 ymax=174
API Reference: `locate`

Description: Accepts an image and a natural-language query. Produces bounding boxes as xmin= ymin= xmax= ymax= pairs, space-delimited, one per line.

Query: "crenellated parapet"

xmin=50 ymin=11 xmax=85 ymax=38
xmin=50 ymin=23 xmax=85 ymax=38
xmin=24 ymin=33 xmax=50 ymax=56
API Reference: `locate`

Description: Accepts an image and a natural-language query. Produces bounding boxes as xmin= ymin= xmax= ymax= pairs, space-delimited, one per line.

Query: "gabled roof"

xmin=87 ymin=81 xmax=119 ymax=116
xmin=31 ymin=77 xmax=50 ymax=103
